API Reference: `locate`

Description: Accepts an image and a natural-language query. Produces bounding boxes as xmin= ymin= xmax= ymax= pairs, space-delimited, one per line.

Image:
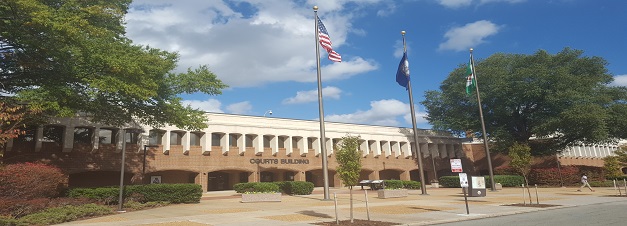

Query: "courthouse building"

xmin=3 ymin=112 xmax=624 ymax=192
xmin=2 ymin=112 xmax=466 ymax=192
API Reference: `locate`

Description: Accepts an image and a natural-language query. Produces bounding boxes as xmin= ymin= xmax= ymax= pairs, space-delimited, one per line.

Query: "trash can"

xmin=468 ymin=176 xmax=486 ymax=197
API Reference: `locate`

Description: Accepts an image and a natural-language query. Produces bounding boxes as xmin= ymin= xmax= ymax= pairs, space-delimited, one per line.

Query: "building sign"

xmin=450 ymin=159 xmax=463 ymax=172
xmin=249 ymin=158 xmax=310 ymax=164
xmin=151 ymin=176 xmax=162 ymax=184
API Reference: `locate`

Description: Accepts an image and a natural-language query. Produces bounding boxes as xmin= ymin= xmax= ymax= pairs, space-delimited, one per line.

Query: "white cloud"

xmin=437 ymin=0 xmax=472 ymax=8
xmin=438 ymin=20 xmax=501 ymax=52
xmin=376 ymin=3 xmax=397 ymax=17
xmin=479 ymin=0 xmax=526 ymax=4
xmin=226 ymin=101 xmax=252 ymax=114
xmin=438 ymin=0 xmax=525 ymax=8
xmin=125 ymin=0 xmax=378 ymax=88
xmin=326 ymin=99 xmax=427 ymax=127
xmin=610 ymin=74 xmax=627 ymax=87
xmin=182 ymin=99 xmax=224 ymax=113
xmin=283 ymin=86 xmax=342 ymax=104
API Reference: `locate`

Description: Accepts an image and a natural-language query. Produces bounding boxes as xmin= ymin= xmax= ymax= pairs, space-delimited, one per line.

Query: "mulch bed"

xmin=314 ymin=219 xmax=401 ymax=225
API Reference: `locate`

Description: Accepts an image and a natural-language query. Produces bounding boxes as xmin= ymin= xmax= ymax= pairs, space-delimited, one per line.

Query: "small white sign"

xmin=471 ymin=176 xmax=486 ymax=189
xmin=450 ymin=159 xmax=463 ymax=173
xmin=459 ymin=173 xmax=469 ymax=188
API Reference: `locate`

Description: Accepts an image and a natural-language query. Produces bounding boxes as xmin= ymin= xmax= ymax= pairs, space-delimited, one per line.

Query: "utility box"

xmin=468 ymin=176 xmax=487 ymax=197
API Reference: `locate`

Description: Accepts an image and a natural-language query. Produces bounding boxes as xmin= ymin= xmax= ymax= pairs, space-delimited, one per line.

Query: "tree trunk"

xmin=349 ymin=187 xmax=354 ymax=223
xmin=524 ymin=175 xmax=532 ymax=204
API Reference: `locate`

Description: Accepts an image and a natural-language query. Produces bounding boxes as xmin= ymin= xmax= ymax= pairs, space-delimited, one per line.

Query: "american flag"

xmin=317 ymin=16 xmax=341 ymax=62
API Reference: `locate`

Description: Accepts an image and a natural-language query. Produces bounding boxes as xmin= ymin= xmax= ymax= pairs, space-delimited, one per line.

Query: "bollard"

xmin=535 ymin=184 xmax=539 ymax=205
xmin=334 ymin=193 xmax=338 ymax=225
xmin=364 ymin=189 xmax=370 ymax=221
xmin=624 ymin=179 xmax=627 ymax=196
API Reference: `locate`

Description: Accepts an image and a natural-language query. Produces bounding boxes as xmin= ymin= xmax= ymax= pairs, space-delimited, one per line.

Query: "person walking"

xmin=577 ymin=173 xmax=594 ymax=192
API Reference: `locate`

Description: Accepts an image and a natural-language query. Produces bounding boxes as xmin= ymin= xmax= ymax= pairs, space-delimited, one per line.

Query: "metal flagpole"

xmin=402 ymin=31 xmax=427 ymax=195
xmin=313 ymin=6 xmax=331 ymax=200
xmin=469 ymin=48 xmax=496 ymax=191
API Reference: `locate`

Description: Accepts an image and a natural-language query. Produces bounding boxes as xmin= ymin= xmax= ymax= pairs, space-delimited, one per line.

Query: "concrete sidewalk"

xmin=58 ymin=186 xmax=627 ymax=226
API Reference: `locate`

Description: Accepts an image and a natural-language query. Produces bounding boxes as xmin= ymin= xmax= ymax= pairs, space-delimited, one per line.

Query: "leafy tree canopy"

xmin=335 ymin=135 xmax=362 ymax=188
xmin=0 ymin=0 xmax=227 ymax=132
xmin=422 ymin=48 xmax=627 ymax=155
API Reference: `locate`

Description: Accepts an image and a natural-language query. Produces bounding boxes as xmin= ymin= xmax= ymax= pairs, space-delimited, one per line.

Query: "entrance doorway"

xmin=207 ymin=171 xmax=229 ymax=191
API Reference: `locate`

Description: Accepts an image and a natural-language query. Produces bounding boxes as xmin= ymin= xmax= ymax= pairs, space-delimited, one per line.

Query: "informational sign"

xmin=471 ymin=176 xmax=486 ymax=189
xmin=151 ymin=176 xmax=162 ymax=184
xmin=458 ymin=173 xmax=469 ymax=188
xmin=450 ymin=159 xmax=463 ymax=173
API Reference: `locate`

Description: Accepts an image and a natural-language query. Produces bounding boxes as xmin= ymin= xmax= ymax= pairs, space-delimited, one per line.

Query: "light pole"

xmin=117 ymin=129 xmax=128 ymax=212
xmin=143 ymin=145 xmax=160 ymax=179
xmin=263 ymin=110 xmax=272 ymax=117
xmin=117 ymin=129 xmax=143 ymax=212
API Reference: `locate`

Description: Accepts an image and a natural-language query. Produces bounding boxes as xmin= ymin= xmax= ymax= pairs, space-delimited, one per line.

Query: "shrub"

xmin=287 ymin=181 xmax=314 ymax=195
xmin=439 ymin=176 xmax=461 ymax=188
xmin=67 ymin=187 xmax=119 ymax=205
xmin=233 ymin=182 xmax=255 ymax=193
xmin=127 ymin=183 xmax=202 ymax=203
xmin=0 ymin=198 xmax=50 ymax=218
xmin=402 ymin=180 xmax=421 ymax=189
xmin=383 ymin=180 xmax=404 ymax=189
xmin=68 ymin=184 xmax=202 ymax=204
xmin=484 ymin=175 xmax=525 ymax=188
xmin=0 ymin=162 xmax=68 ymax=200
xmin=233 ymin=182 xmax=281 ymax=194
xmin=589 ymin=180 xmax=615 ymax=187
xmin=18 ymin=204 xmax=113 ymax=226
xmin=273 ymin=181 xmax=289 ymax=193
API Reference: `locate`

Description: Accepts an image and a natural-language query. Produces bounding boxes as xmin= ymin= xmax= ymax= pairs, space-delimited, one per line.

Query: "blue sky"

xmin=125 ymin=0 xmax=627 ymax=129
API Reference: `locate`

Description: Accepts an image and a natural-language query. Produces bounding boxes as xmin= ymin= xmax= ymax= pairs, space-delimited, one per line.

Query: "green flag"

xmin=465 ymin=58 xmax=476 ymax=95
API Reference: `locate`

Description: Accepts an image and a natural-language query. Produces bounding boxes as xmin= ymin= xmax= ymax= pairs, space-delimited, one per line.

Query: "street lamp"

xmin=117 ymin=129 xmax=143 ymax=212
xmin=263 ymin=110 xmax=272 ymax=117
xmin=143 ymin=145 xmax=160 ymax=178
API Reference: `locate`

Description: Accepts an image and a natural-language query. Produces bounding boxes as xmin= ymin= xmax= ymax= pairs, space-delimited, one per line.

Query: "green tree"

xmin=612 ymin=146 xmax=627 ymax=167
xmin=603 ymin=156 xmax=622 ymax=180
xmin=0 ymin=0 xmax=227 ymax=135
xmin=508 ymin=142 xmax=532 ymax=203
xmin=422 ymin=48 xmax=627 ymax=155
xmin=335 ymin=134 xmax=361 ymax=223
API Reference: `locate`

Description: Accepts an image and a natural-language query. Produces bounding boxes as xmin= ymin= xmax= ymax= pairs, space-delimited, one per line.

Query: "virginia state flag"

xmin=396 ymin=52 xmax=410 ymax=89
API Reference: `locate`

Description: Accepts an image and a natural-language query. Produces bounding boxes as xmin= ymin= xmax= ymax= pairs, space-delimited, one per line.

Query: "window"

xmin=74 ymin=127 xmax=93 ymax=144
xmin=99 ymin=128 xmax=115 ymax=144
xmin=149 ymin=130 xmax=164 ymax=145
xmin=229 ymin=134 xmax=238 ymax=147
xmin=245 ymin=135 xmax=254 ymax=148
xmin=42 ymin=125 xmax=64 ymax=144
xmin=190 ymin=132 xmax=202 ymax=146
xmin=170 ymin=131 xmax=183 ymax=145
xmin=125 ymin=130 xmax=140 ymax=144
xmin=263 ymin=136 xmax=271 ymax=148
xmin=278 ymin=136 xmax=286 ymax=148
xmin=211 ymin=133 xmax=222 ymax=146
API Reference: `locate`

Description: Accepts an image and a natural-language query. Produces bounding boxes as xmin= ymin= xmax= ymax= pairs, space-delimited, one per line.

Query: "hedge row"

xmin=494 ymin=165 xmax=609 ymax=186
xmin=233 ymin=181 xmax=314 ymax=195
xmin=382 ymin=180 xmax=421 ymax=189
xmin=439 ymin=175 xmax=524 ymax=188
xmin=68 ymin=183 xmax=202 ymax=204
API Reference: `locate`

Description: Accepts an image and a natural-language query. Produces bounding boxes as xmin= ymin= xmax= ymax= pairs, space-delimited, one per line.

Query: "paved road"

xmin=433 ymin=200 xmax=627 ymax=226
